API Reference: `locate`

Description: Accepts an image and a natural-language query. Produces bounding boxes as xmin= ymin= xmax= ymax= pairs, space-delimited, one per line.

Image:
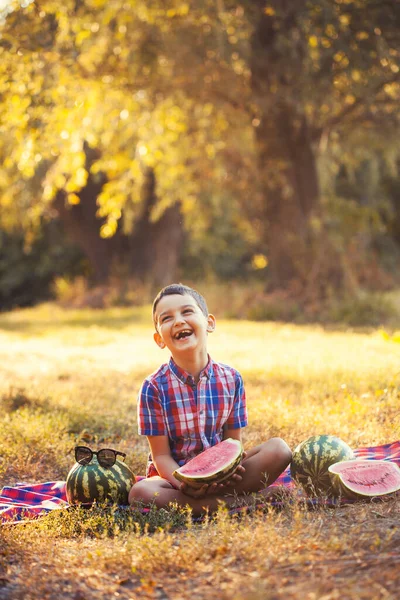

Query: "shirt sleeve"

xmin=137 ymin=379 xmax=168 ymax=436
xmin=226 ymin=371 xmax=248 ymax=429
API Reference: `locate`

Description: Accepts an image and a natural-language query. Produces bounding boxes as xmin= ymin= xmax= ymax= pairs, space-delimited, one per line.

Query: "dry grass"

xmin=1 ymin=301 xmax=400 ymax=599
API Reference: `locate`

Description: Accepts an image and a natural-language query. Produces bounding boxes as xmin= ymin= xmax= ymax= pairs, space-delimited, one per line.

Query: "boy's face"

xmin=153 ymin=293 xmax=215 ymax=356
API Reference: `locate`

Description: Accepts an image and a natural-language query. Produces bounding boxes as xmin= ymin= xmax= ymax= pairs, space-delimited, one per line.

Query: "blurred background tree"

xmin=0 ymin=0 xmax=399 ymax=312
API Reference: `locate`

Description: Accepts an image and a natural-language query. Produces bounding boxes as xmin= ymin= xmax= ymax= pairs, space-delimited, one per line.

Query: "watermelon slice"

xmin=173 ymin=438 xmax=243 ymax=489
xmin=328 ymin=459 xmax=400 ymax=500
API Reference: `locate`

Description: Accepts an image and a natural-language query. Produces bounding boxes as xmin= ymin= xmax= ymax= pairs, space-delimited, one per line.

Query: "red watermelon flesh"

xmin=173 ymin=438 xmax=243 ymax=488
xmin=328 ymin=459 xmax=400 ymax=499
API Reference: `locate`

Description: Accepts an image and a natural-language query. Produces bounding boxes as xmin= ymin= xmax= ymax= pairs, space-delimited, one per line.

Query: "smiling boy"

xmin=129 ymin=283 xmax=292 ymax=516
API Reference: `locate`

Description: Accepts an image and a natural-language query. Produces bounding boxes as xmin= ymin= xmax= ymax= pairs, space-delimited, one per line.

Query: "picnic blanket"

xmin=1 ymin=440 xmax=399 ymax=525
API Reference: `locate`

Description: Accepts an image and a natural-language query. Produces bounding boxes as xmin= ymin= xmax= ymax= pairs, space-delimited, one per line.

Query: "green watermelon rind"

xmin=290 ymin=435 xmax=354 ymax=496
xmin=173 ymin=438 xmax=243 ymax=489
xmin=328 ymin=459 xmax=400 ymax=500
xmin=66 ymin=457 xmax=135 ymax=506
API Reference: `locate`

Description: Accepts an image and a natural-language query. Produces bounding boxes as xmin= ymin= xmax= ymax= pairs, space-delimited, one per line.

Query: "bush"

xmin=325 ymin=292 xmax=398 ymax=327
xmin=0 ymin=223 xmax=85 ymax=311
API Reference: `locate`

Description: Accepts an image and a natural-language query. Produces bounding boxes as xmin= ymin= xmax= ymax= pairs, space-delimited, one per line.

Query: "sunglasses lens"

xmin=76 ymin=447 xmax=92 ymax=465
xmin=97 ymin=449 xmax=116 ymax=468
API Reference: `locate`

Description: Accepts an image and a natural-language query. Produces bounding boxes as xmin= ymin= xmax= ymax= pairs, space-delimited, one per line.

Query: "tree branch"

xmin=322 ymin=71 xmax=400 ymax=131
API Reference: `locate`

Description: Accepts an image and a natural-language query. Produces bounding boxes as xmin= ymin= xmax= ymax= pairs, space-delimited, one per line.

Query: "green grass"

xmin=1 ymin=302 xmax=400 ymax=599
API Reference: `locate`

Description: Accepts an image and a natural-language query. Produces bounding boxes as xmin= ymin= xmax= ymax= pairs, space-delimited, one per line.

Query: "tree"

xmin=1 ymin=0 xmax=399 ymax=294
xmin=249 ymin=0 xmax=400 ymax=288
xmin=156 ymin=0 xmax=400 ymax=289
xmin=0 ymin=0 xmax=253 ymax=285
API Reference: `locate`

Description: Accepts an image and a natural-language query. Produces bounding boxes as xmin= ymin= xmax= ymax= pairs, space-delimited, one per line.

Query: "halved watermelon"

xmin=328 ymin=459 xmax=400 ymax=500
xmin=173 ymin=438 xmax=243 ymax=489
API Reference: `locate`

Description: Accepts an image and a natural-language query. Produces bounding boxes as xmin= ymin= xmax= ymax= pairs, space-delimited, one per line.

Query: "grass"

xmin=1 ymin=301 xmax=400 ymax=599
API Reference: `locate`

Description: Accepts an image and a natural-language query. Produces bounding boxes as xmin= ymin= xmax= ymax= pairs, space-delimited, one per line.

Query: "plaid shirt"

xmin=138 ymin=356 xmax=248 ymax=476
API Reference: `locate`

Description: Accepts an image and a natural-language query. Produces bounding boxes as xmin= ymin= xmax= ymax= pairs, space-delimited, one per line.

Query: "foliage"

xmin=0 ymin=222 xmax=85 ymax=310
xmin=325 ymin=292 xmax=398 ymax=327
xmin=0 ymin=0 xmax=399 ymax=297
xmin=0 ymin=0 xmax=246 ymax=235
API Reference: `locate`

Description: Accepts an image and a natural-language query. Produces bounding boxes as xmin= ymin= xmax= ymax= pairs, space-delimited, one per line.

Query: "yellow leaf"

xmin=384 ymin=83 xmax=399 ymax=99
xmin=251 ymin=254 xmax=268 ymax=270
xmin=100 ymin=220 xmax=117 ymax=238
xmin=43 ymin=184 xmax=56 ymax=201
xmin=264 ymin=7 xmax=275 ymax=16
xmin=308 ymin=36 xmax=318 ymax=48
xmin=334 ymin=51 xmax=345 ymax=62
xmin=54 ymin=173 xmax=66 ymax=189
xmin=378 ymin=329 xmax=390 ymax=341
xmin=339 ymin=14 xmax=351 ymax=26
xmin=75 ymin=167 xmax=88 ymax=187
xmin=76 ymin=30 xmax=91 ymax=46
xmin=67 ymin=193 xmax=80 ymax=205
xmin=177 ymin=3 xmax=189 ymax=16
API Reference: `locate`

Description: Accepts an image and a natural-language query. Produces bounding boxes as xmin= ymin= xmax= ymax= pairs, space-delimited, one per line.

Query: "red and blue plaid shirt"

xmin=138 ymin=355 xmax=248 ymax=477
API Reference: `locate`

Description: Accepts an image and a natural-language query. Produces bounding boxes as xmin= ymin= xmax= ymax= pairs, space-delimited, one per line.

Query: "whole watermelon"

xmin=66 ymin=455 xmax=135 ymax=506
xmin=290 ymin=435 xmax=354 ymax=496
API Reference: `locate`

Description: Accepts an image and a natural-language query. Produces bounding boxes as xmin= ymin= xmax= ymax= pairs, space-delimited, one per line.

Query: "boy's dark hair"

xmin=152 ymin=283 xmax=209 ymax=329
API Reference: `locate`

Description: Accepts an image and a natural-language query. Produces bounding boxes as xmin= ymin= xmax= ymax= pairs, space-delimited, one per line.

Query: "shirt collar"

xmin=169 ymin=355 xmax=213 ymax=385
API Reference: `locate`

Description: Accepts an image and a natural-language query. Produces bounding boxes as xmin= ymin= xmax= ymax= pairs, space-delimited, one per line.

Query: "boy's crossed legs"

xmin=129 ymin=438 xmax=292 ymax=516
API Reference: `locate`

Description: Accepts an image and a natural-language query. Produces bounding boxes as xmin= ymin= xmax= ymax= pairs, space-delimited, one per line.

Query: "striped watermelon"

xmin=173 ymin=438 xmax=243 ymax=489
xmin=291 ymin=435 xmax=354 ymax=496
xmin=66 ymin=456 xmax=135 ymax=506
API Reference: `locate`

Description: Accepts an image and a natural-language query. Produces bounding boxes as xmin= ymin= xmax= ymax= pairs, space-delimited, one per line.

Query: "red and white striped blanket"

xmin=1 ymin=440 xmax=399 ymax=524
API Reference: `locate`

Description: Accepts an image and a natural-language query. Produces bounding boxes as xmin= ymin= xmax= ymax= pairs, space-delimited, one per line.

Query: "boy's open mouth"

xmin=174 ymin=330 xmax=193 ymax=340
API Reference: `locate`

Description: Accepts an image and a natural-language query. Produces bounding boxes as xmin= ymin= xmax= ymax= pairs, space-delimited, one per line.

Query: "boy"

xmin=129 ymin=283 xmax=292 ymax=516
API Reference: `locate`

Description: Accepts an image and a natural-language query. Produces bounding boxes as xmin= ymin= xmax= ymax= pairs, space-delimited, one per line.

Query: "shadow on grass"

xmin=0 ymin=390 xmax=145 ymax=486
xmin=28 ymin=502 xmax=193 ymax=538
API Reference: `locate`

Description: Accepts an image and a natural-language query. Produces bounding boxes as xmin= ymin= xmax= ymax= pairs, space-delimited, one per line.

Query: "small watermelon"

xmin=291 ymin=435 xmax=354 ymax=496
xmin=66 ymin=455 xmax=135 ymax=506
xmin=328 ymin=459 xmax=400 ymax=500
xmin=173 ymin=438 xmax=243 ymax=489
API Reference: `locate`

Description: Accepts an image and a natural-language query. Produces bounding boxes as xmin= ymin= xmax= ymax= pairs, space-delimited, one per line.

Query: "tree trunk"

xmin=150 ymin=201 xmax=184 ymax=288
xmin=254 ymin=108 xmax=320 ymax=287
xmin=54 ymin=153 xmax=184 ymax=286
xmin=249 ymin=6 xmax=320 ymax=289
xmin=52 ymin=143 xmax=129 ymax=283
xmin=130 ymin=167 xmax=184 ymax=288
xmin=53 ymin=174 xmax=117 ymax=283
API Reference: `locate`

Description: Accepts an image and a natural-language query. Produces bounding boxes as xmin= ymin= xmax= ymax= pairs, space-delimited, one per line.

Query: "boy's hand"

xmin=180 ymin=461 xmax=246 ymax=497
xmin=216 ymin=455 xmax=247 ymax=489
xmin=180 ymin=481 xmax=223 ymax=498
xmin=180 ymin=482 xmax=209 ymax=498
xmin=218 ymin=463 xmax=246 ymax=488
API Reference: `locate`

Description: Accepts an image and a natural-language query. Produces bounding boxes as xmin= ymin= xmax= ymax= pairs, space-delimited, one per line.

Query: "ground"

xmin=0 ymin=302 xmax=399 ymax=599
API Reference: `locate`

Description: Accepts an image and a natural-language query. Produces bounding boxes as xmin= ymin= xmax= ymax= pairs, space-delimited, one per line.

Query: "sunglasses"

xmin=75 ymin=446 xmax=126 ymax=468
